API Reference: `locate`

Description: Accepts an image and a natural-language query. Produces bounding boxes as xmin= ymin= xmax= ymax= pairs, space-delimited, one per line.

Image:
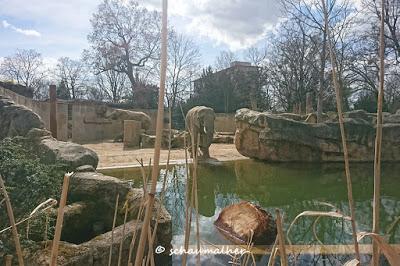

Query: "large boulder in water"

xmin=214 ymin=202 xmax=277 ymax=245
xmin=235 ymin=108 xmax=400 ymax=162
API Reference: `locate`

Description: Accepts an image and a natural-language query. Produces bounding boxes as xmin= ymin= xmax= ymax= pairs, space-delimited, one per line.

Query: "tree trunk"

xmin=317 ymin=28 xmax=327 ymax=123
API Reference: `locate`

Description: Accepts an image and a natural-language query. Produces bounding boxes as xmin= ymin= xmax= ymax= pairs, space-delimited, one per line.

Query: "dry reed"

xmin=146 ymin=107 xmax=174 ymax=266
xmin=0 ymin=198 xmax=57 ymax=234
xmin=358 ymin=232 xmax=400 ymax=264
xmin=182 ymin=133 xmax=192 ymax=266
xmin=372 ymin=0 xmax=386 ymax=265
xmin=108 ymin=193 xmax=119 ymax=266
xmin=117 ymin=200 xmax=129 ymax=266
xmin=322 ymin=0 xmax=361 ymax=262
xmin=5 ymin=255 xmax=13 ymax=266
xmin=127 ymin=160 xmax=150 ymax=264
xmin=0 ymin=174 xmax=24 ymax=266
xmin=134 ymin=0 xmax=168 ymax=264
xmin=276 ymin=209 xmax=288 ymax=266
xmin=50 ymin=172 xmax=72 ymax=266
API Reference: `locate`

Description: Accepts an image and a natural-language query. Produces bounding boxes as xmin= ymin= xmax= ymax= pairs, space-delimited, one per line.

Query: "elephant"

xmin=185 ymin=106 xmax=215 ymax=159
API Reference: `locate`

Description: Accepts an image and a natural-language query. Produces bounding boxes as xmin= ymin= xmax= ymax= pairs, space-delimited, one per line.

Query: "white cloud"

xmin=0 ymin=0 xmax=281 ymax=56
xmin=144 ymin=0 xmax=281 ymax=51
xmin=2 ymin=20 xmax=41 ymax=37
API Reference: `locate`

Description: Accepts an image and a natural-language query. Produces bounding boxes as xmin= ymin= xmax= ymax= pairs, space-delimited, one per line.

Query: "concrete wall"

xmin=215 ymin=113 xmax=236 ymax=133
xmin=0 ymin=86 xmax=170 ymax=144
xmin=71 ymin=103 xmax=121 ymax=143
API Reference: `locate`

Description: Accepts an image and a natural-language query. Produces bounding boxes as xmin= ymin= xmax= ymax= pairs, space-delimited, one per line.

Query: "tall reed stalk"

xmin=372 ymin=0 xmax=386 ymax=265
xmin=182 ymin=134 xmax=192 ymax=266
xmin=322 ymin=0 xmax=360 ymax=263
xmin=108 ymin=193 xmax=119 ymax=266
xmin=0 ymin=175 xmax=24 ymax=266
xmin=50 ymin=173 xmax=71 ymax=266
xmin=134 ymin=0 xmax=168 ymax=264
xmin=127 ymin=160 xmax=149 ymax=265
xmin=275 ymin=209 xmax=287 ymax=266
xmin=146 ymin=107 xmax=173 ymax=266
xmin=191 ymin=133 xmax=201 ymax=266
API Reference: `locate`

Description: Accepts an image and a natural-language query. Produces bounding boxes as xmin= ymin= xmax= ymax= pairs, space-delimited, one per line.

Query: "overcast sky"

xmin=0 ymin=0 xmax=281 ymax=66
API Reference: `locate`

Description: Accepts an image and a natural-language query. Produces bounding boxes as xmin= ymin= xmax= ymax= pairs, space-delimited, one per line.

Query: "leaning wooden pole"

xmin=50 ymin=173 xmax=71 ymax=266
xmin=134 ymin=0 xmax=168 ymax=265
xmin=372 ymin=0 xmax=386 ymax=265
xmin=0 ymin=175 xmax=24 ymax=266
xmin=322 ymin=0 xmax=360 ymax=263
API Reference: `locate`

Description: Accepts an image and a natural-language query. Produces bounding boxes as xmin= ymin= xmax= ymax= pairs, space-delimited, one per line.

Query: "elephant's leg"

xmin=200 ymin=146 xmax=210 ymax=159
xmin=189 ymin=129 xmax=200 ymax=159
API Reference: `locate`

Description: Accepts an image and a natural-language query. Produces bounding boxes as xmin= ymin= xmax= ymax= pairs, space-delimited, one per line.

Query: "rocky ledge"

xmin=0 ymin=95 xmax=172 ymax=265
xmin=235 ymin=108 xmax=400 ymax=162
xmin=24 ymin=169 xmax=172 ymax=265
xmin=0 ymin=96 xmax=98 ymax=169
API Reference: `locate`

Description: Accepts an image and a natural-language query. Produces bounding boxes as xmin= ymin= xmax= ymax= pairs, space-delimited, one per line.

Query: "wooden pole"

xmin=108 ymin=193 xmax=119 ymax=266
xmin=0 ymin=175 xmax=24 ymax=266
xmin=134 ymin=0 xmax=168 ymax=265
xmin=50 ymin=173 xmax=71 ymax=266
xmin=49 ymin=85 xmax=57 ymax=138
xmin=372 ymin=0 xmax=386 ymax=265
xmin=275 ymin=209 xmax=287 ymax=266
xmin=322 ymin=0 xmax=360 ymax=263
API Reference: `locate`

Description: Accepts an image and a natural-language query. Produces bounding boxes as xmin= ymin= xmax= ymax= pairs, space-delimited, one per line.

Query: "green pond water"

xmin=101 ymin=160 xmax=400 ymax=265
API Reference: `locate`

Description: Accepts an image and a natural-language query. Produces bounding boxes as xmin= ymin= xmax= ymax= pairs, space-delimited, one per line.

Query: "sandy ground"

xmin=83 ymin=142 xmax=247 ymax=169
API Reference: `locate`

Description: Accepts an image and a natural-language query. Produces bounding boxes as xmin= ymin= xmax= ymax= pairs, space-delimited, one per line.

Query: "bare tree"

xmin=267 ymin=19 xmax=320 ymax=112
xmin=0 ymin=49 xmax=46 ymax=98
xmin=83 ymin=49 xmax=129 ymax=103
xmin=282 ymin=0 xmax=354 ymax=121
xmin=95 ymin=69 xmax=128 ymax=103
xmin=87 ymin=0 xmax=161 ymax=93
xmin=167 ymin=30 xmax=201 ymax=110
xmin=348 ymin=0 xmax=400 ymax=112
xmin=56 ymin=57 xmax=87 ymax=99
xmin=368 ymin=0 xmax=400 ymax=61
xmin=214 ymin=50 xmax=238 ymax=70
xmin=244 ymin=46 xmax=267 ymax=66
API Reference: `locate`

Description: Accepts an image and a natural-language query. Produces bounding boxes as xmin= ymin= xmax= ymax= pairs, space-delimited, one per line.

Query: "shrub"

xmin=0 ymin=137 xmax=66 ymax=252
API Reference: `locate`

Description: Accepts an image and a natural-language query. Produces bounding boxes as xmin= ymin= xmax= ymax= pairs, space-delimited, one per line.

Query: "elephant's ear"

xmin=194 ymin=113 xmax=201 ymax=128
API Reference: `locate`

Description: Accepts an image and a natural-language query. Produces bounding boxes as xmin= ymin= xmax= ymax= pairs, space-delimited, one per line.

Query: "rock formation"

xmin=101 ymin=107 xmax=152 ymax=131
xmin=0 ymin=95 xmax=172 ymax=264
xmin=0 ymin=96 xmax=44 ymax=138
xmin=0 ymin=96 xmax=99 ymax=169
xmin=235 ymin=108 xmax=400 ymax=162
xmin=26 ymin=219 xmax=171 ymax=266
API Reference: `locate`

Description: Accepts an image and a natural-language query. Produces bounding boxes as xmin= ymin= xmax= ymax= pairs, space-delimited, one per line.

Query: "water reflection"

xmin=101 ymin=160 xmax=400 ymax=265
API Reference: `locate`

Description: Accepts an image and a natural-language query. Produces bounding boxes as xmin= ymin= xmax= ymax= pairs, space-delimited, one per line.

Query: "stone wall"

xmin=0 ymin=86 xmax=169 ymax=144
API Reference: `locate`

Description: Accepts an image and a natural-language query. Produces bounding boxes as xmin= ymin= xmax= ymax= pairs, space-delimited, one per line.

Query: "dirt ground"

xmin=83 ymin=142 xmax=246 ymax=169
